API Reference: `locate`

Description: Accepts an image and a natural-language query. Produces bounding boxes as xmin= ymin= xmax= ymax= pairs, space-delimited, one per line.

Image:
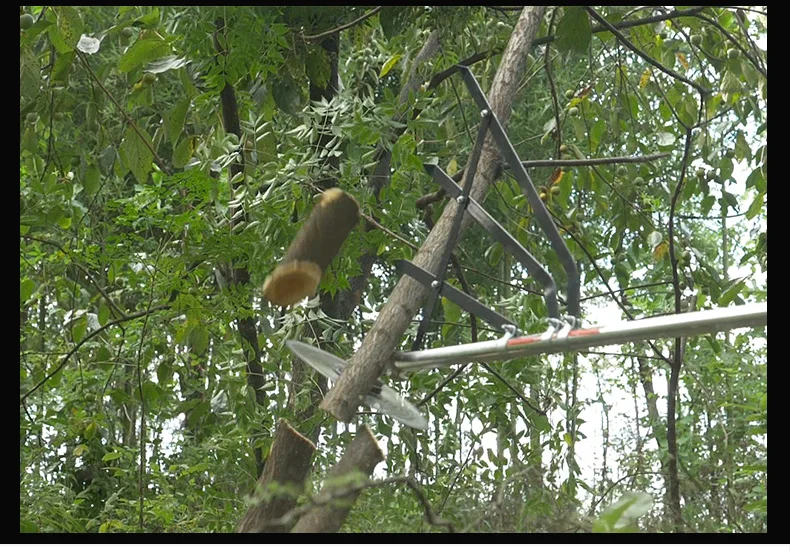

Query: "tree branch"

xmin=20 ymin=305 xmax=169 ymax=403
xmin=320 ymin=5 xmax=546 ymax=422
xmin=303 ymin=7 xmax=383 ymax=42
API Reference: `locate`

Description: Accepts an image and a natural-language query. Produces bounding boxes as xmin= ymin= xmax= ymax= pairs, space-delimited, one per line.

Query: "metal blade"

xmin=286 ymin=339 xmax=343 ymax=381
xmin=285 ymin=340 xmax=428 ymax=430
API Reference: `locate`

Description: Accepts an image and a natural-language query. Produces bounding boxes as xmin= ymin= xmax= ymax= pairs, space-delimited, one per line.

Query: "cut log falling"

xmin=262 ymin=188 xmax=360 ymax=306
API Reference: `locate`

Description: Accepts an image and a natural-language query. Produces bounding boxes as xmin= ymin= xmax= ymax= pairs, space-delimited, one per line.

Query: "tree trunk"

xmin=295 ymin=6 xmax=546 ymax=533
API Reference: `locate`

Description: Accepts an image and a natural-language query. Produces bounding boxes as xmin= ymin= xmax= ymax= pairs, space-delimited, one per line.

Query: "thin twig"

xmin=517 ymin=152 xmax=669 ymax=169
xmin=23 ymin=235 xmax=127 ymax=318
xmin=481 ymin=362 xmax=546 ymax=416
xmin=361 ymin=213 xmax=419 ymax=251
xmin=585 ymin=7 xmax=709 ymax=96
xmin=20 ymin=305 xmax=169 ymax=403
xmin=303 ymin=7 xmax=383 ymax=42
xmin=76 ymin=51 xmax=170 ymax=174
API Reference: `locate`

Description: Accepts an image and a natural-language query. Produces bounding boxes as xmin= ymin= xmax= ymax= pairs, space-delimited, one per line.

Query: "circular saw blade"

xmin=285 ymin=340 xmax=428 ymax=430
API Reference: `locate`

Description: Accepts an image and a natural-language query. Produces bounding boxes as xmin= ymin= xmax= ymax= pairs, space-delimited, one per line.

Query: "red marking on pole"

xmin=506 ymin=327 xmax=602 ymax=347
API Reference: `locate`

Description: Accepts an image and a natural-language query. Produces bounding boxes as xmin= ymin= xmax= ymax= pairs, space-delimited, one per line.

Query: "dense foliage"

xmin=20 ymin=6 xmax=766 ymax=533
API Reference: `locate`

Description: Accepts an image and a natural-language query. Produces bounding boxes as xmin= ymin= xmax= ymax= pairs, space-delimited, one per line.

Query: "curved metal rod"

xmin=425 ymin=164 xmax=560 ymax=319
xmin=456 ymin=65 xmax=581 ymax=320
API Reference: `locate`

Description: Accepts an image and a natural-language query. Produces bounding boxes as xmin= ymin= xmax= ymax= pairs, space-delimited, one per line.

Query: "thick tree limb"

xmin=237 ymin=420 xmax=316 ymax=533
xmin=291 ymin=425 xmax=384 ymax=532
xmin=320 ymin=6 xmax=547 ymax=423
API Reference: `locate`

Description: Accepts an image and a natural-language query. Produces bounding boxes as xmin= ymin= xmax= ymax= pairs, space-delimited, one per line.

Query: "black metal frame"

xmin=403 ymin=65 xmax=581 ymax=350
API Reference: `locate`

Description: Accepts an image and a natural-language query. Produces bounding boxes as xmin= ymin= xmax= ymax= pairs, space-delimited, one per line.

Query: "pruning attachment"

xmin=281 ymin=66 xmax=768 ymax=430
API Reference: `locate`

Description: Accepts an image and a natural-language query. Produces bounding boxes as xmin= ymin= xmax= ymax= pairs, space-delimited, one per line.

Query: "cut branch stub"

xmin=263 ymin=188 xmax=360 ymax=306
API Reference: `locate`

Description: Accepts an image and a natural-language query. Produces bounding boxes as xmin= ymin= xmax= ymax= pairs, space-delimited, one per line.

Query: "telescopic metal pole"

xmin=393 ymin=302 xmax=767 ymax=373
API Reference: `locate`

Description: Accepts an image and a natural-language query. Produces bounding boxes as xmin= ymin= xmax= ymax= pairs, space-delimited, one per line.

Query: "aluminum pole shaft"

xmin=393 ymin=302 xmax=767 ymax=373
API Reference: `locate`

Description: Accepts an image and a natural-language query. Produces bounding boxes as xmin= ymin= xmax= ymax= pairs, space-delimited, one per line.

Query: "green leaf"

xmin=135 ymin=7 xmax=160 ymax=27
xmin=21 ymin=279 xmax=35 ymax=304
xmin=172 ymin=136 xmax=193 ymax=168
xmin=98 ymin=302 xmax=110 ymax=326
xmin=556 ymin=7 xmax=592 ymax=54
xmin=84 ymin=421 xmax=98 ymax=440
xmin=52 ymin=7 xmax=84 ymax=53
xmin=141 ymin=381 xmax=160 ymax=403
xmin=379 ymin=54 xmax=402 ymax=78
xmin=118 ymin=37 xmax=171 ymax=73
xmin=52 ymin=51 xmax=76 ymax=83
xmin=187 ymin=400 xmax=211 ymax=427
xmin=734 ymin=131 xmax=751 ymax=162
xmin=380 ymin=7 xmax=410 ymax=40
xmin=20 ymin=46 xmax=40 ymax=101
xmin=84 ymin=163 xmax=101 ymax=196
xmin=746 ymin=192 xmax=764 ymax=220
xmin=441 ymin=296 xmax=462 ymax=324
xmin=72 ymin=315 xmax=87 ymax=343
xmin=20 ymin=519 xmax=39 ymax=533
xmin=94 ymin=345 xmax=112 ymax=364
xmin=594 ymin=492 xmax=654 ymax=533
xmin=190 ymin=324 xmax=209 ymax=355
xmin=164 ymin=99 xmax=188 ymax=150
xmin=22 ymin=127 xmax=38 ymax=154
xmin=102 ymin=452 xmax=122 ymax=462
xmin=718 ymin=276 xmax=746 ymax=307
xmin=157 ymin=360 xmax=174 ymax=384
xmin=120 ymin=126 xmax=154 ymax=184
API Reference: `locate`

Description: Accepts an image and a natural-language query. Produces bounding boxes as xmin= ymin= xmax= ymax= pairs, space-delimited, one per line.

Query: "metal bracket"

xmin=397 ymin=260 xmax=519 ymax=335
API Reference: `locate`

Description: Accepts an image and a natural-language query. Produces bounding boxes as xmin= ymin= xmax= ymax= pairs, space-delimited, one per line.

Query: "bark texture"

xmin=236 ymin=420 xmax=316 ymax=533
xmin=320 ymin=6 xmax=547 ymax=423
xmin=290 ymin=425 xmax=384 ymax=533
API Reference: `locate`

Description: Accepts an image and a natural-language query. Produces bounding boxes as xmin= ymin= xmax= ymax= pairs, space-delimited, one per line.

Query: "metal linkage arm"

xmin=424 ymin=164 xmax=560 ymax=319
xmin=456 ymin=65 xmax=581 ymax=320
xmin=396 ymin=260 xmax=517 ymax=333
xmin=412 ymin=108 xmax=493 ymax=351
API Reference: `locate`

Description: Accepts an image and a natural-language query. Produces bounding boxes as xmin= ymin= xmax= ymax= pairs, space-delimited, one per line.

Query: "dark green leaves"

xmin=272 ymin=75 xmax=303 ymax=115
xmin=118 ymin=35 xmax=171 ymax=73
xmin=49 ymin=7 xmax=84 ymax=54
xmin=556 ymin=7 xmax=592 ymax=55
xmin=380 ymin=7 xmax=411 ymax=40
xmin=120 ymin=126 xmax=154 ymax=184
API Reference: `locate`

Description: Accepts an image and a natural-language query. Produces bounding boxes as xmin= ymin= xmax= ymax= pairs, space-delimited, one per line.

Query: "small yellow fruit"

xmin=568 ymin=107 xmax=579 ymax=117
xmin=550 ymin=186 xmax=561 ymax=196
xmin=559 ymin=144 xmax=569 ymax=154
xmin=564 ymin=89 xmax=575 ymax=100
